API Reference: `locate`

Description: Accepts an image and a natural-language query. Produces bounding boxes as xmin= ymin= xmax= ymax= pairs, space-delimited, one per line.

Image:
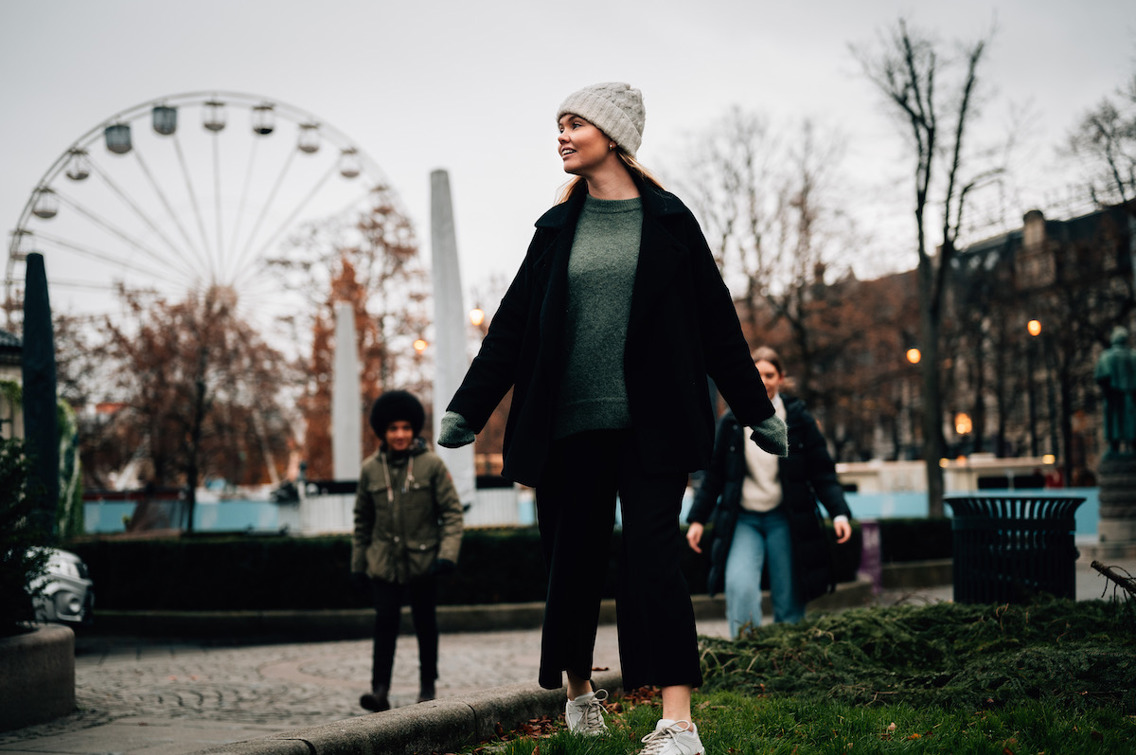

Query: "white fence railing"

xmin=294 ymin=486 xmax=534 ymax=535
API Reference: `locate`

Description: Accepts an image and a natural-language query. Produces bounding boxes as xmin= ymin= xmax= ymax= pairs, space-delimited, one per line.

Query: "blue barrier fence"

xmin=84 ymin=487 xmax=1101 ymax=537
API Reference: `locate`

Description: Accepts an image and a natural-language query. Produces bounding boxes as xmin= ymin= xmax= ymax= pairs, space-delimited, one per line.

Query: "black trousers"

xmin=369 ymin=576 xmax=438 ymax=691
xmin=535 ymin=429 xmax=703 ymax=691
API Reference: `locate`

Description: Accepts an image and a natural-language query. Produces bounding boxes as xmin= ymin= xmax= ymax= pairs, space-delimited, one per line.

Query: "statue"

xmin=1095 ymin=326 xmax=1136 ymax=456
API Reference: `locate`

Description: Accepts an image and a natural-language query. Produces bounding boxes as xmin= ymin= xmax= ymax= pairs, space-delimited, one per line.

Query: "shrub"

xmin=0 ymin=438 xmax=50 ymax=635
xmin=69 ymin=521 xmax=864 ymax=612
xmin=698 ymin=597 xmax=1136 ymax=711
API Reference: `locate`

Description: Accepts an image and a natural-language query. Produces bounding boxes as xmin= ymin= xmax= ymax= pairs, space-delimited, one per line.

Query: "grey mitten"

xmin=750 ymin=415 xmax=788 ymax=457
xmin=438 ymin=411 xmax=476 ymax=448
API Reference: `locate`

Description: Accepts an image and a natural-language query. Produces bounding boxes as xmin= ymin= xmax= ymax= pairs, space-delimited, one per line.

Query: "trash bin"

xmin=944 ymin=496 xmax=1084 ymax=604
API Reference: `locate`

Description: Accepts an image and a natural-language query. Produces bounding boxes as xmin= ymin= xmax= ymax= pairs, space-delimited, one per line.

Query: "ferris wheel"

xmin=5 ymin=90 xmax=408 ymax=342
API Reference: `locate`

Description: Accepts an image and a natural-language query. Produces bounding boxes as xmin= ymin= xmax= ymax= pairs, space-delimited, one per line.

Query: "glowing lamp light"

xmin=954 ymin=412 xmax=972 ymax=435
xmin=906 ymin=348 xmax=921 ymax=365
xmin=1042 ymin=454 xmax=1056 ymax=464
xmin=413 ymin=338 xmax=428 ymax=354
xmin=1027 ymin=319 xmax=1042 ymax=337
xmin=469 ymin=308 xmax=485 ymax=327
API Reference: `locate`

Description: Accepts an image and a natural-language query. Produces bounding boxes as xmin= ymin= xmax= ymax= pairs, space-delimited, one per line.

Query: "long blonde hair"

xmin=556 ymin=151 xmax=666 ymax=204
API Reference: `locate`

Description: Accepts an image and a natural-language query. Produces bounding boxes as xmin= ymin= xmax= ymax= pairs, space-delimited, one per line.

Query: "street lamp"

xmin=1026 ymin=320 xmax=1040 ymax=456
xmin=902 ymin=347 xmax=922 ymax=459
xmin=469 ymin=307 xmax=485 ymax=329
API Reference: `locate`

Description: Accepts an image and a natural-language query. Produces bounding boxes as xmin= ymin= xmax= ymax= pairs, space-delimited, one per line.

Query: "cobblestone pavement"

xmin=0 ymin=618 xmax=730 ymax=754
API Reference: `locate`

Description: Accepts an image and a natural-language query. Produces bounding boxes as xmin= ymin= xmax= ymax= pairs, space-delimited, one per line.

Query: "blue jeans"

xmin=724 ymin=508 xmax=803 ymax=638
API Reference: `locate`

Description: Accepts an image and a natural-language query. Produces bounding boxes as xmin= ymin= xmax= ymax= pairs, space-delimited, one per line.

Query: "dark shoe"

xmin=417 ymin=682 xmax=436 ymax=703
xmin=360 ymin=685 xmax=390 ymax=712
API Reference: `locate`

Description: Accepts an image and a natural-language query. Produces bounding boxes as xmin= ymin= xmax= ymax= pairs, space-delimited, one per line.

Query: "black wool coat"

xmin=686 ymin=396 xmax=853 ymax=602
xmin=446 ymin=179 xmax=775 ymax=487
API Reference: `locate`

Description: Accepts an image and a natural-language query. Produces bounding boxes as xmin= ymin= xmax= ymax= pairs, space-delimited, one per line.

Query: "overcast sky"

xmin=2 ymin=0 xmax=1134 ymax=322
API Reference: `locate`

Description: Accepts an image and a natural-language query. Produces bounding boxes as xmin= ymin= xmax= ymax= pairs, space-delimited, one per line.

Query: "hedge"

xmin=65 ymin=519 xmax=910 ymax=612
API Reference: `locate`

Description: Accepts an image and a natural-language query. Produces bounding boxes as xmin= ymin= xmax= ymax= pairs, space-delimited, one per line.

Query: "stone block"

xmin=0 ymin=623 xmax=75 ymax=731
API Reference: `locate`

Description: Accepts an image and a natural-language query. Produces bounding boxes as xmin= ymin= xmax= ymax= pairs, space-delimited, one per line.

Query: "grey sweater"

xmin=554 ymin=195 xmax=643 ymax=439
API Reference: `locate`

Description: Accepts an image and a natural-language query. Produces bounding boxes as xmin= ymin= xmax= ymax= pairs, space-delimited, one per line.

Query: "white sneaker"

xmin=639 ymin=719 xmax=704 ymax=755
xmin=564 ymin=688 xmax=609 ymax=735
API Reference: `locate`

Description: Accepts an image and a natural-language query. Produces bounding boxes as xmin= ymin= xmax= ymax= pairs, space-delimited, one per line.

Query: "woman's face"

xmin=755 ymin=359 xmax=784 ymax=401
xmin=557 ymin=114 xmax=614 ymax=177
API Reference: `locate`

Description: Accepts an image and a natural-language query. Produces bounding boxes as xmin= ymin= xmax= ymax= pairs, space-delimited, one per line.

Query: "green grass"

xmin=477 ymin=693 xmax=1135 ymax=754
xmin=464 ymin=598 xmax=1136 ymax=754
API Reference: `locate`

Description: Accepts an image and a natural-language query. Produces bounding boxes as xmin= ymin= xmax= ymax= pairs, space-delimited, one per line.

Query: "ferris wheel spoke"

xmin=51 ymin=192 xmax=199 ymax=282
xmin=238 ymin=161 xmax=339 ymax=282
xmin=226 ymin=138 xmax=260 ymax=274
xmin=130 ymin=149 xmax=212 ymax=272
xmin=87 ymin=160 xmax=197 ymax=271
xmin=211 ymin=130 xmax=225 ymax=282
xmin=34 ymin=230 xmax=191 ymax=288
xmin=171 ymin=133 xmax=217 ymax=279
xmin=232 ymin=147 xmax=298 ymax=280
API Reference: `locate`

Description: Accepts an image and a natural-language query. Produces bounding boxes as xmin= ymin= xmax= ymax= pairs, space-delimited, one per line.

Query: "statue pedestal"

xmin=1096 ymin=455 xmax=1136 ymax=558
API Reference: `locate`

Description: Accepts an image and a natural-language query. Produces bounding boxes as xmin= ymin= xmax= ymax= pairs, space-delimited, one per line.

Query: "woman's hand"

xmin=834 ymin=517 xmax=852 ymax=544
xmin=686 ymin=522 xmax=704 ymax=553
xmin=438 ymin=411 xmax=476 ymax=448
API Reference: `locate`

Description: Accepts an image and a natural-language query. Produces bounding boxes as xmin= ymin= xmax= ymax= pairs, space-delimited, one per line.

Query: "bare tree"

xmin=674 ymin=108 xmax=859 ymax=402
xmin=854 ymin=19 xmax=1002 ymax=517
xmin=102 ymin=285 xmax=298 ymax=530
xmin=1067 ymin=70 xmax=1136 ymax=207
xmin=270 ymin=185 xmax=430 ymax=478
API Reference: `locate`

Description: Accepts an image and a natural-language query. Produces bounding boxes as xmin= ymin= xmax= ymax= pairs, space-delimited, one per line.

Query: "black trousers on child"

xmin=370 ymin=576 xmax=438 ymax=691
xmin=535 ymin=429 xmax=703 ymax=691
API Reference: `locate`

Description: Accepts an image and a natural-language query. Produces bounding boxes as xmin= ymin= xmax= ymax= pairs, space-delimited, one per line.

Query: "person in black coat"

xmin=437 ymin=82 xmax=787 ymax=752
xmin=687 ymin=347 xmax=852 ymax=639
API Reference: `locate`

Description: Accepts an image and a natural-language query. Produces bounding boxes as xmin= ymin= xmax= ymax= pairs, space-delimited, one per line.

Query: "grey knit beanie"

xmin=557 ymin=82 xmax=645 ymax=157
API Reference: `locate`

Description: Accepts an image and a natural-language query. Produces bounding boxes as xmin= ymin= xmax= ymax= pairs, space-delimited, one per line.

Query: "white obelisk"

xmin=332 ymin=301 xmax=361 ymax=481
xmin=430 ymin=169 xmax=476 ymax=509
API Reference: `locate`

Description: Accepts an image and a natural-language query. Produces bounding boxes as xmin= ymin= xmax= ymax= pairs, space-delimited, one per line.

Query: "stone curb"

xmin=87 ymin=576 xmax=878 ymax=640
xmin=194 ymin=670 xmax=624 ymax=755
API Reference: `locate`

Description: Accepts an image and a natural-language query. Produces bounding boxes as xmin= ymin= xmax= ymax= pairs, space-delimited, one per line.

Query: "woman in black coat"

xmin=687 ymin=347 xmax=852 ymax=639
xmin=437 ymin=82 xmax=787 ymax=751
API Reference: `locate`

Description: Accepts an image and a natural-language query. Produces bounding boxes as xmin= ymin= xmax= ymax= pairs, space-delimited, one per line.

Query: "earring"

xmin=609 ymin=143 xmax=616 ymax=151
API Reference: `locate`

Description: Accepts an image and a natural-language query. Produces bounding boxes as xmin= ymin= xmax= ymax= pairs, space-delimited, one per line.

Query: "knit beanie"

xmin=369 ymin=390 xmax=425 ymax=437
xmin=557 ymin=82 xmax=645 ymax=157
